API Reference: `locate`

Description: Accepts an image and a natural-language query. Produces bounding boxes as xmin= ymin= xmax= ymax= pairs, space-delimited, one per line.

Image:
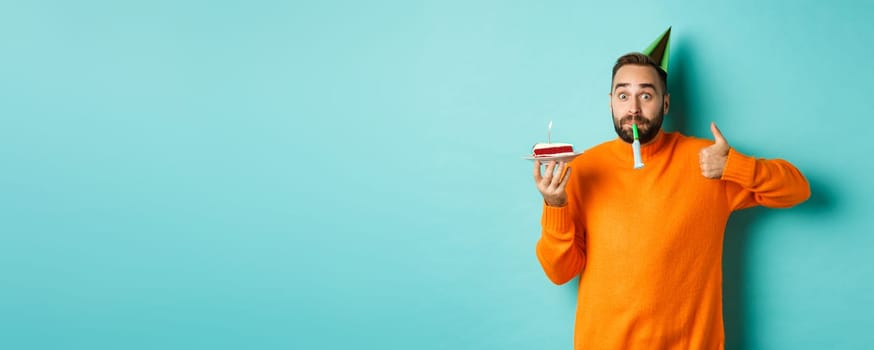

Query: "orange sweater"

xmin=536 ymin=131 xmax=810 ymax=349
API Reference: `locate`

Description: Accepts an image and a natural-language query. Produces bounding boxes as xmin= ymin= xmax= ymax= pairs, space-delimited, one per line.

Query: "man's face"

xmin=610 ymin=64 xmax=670 ymax=144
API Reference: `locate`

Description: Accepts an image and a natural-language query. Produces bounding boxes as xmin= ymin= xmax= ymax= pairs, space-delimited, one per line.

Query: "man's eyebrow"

xmin=638 ymin=83 xmax=657 ymax=90
xmin=612 ymin=82 xmax=658 ymax=91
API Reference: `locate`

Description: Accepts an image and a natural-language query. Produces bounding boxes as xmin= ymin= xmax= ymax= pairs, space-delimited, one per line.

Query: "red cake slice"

xmin=532 ymin=143 xmax=574 ymax=157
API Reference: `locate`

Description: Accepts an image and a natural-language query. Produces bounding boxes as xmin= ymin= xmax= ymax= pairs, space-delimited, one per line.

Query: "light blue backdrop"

xmin=2 ymin=1 xmax=871 ymax=349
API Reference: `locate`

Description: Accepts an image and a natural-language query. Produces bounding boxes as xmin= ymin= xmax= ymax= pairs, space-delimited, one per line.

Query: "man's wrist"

xmin=544 ymin=199 xmax=567 ymax=207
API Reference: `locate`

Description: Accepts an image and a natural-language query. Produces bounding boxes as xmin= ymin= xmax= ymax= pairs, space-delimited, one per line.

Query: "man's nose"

xmin=629 ymin=100 xmax=641 ymax=115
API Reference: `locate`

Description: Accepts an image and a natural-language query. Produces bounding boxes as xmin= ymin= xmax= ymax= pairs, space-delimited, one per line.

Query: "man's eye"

xmin=642 ymin=93 xmax=651 ymax=100
xmin=618 ymin=93 xmax=627 ymax=100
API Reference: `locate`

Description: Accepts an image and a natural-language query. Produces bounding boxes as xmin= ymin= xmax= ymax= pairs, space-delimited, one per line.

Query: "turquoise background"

xmin=2 ymin=1 xmax=872 ymax=349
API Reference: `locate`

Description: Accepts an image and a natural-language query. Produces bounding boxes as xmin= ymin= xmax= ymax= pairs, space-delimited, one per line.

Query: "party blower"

xmin=632 ymin=124 xmax=644 ymax=169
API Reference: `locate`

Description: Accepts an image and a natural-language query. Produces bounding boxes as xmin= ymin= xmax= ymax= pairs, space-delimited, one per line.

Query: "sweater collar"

xmin=609 ymin=129 xmax=670 ymax=161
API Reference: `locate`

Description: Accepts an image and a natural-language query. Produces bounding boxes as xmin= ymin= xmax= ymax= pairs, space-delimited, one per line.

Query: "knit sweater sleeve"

xmin=720 ymin=148 xmax=811 ymax=211
xmin=536 ymin=199 xmax=586 ymax=284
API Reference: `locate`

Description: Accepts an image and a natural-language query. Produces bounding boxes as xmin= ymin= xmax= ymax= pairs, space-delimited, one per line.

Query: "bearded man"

xmin=532 ymin=49 xmax=810 ymax=349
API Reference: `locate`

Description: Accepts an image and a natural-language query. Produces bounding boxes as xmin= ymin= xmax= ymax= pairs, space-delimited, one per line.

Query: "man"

xmin=532 ymin=48 xmax=811 ymax=348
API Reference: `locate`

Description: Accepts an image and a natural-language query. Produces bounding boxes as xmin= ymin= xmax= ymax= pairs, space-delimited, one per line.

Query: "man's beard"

xmin=612 ymin=109 xmax=664 ymax=144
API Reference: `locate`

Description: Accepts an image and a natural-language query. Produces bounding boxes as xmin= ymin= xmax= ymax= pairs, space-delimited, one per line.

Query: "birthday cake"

xmin=532 ymin=143 xmax=575 ymax=157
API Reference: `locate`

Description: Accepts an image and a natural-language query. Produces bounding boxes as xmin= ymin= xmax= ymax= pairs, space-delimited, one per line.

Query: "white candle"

xmin=548 ymin=120 xmax=553 ymax=144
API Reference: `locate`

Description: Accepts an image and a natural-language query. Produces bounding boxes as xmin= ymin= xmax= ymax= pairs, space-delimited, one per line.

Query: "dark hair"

xmin=611 ymin=52 xmax=668 ymax=93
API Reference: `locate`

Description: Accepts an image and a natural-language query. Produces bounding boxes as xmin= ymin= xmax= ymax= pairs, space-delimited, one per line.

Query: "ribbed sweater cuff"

xmin=721 ymin=148 xmax=756 ymax=187
xmin=541 ymin=203 xmax=573 ymax=238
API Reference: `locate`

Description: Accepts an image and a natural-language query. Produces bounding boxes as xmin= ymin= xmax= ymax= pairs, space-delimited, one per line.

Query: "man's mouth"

xmin=623 ymin=118 xmax=645 ymax=127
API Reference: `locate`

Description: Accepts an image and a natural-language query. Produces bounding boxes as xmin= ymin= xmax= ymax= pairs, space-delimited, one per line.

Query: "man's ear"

xmin=663 ymin=93 xmax=671 ymax=115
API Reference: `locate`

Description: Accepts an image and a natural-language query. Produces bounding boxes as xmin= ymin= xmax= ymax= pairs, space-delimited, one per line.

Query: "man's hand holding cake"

xmin=533 ymin=159 xmax=571 ymax=207
xmin=527 ymin=121 xmax=576 ymax=207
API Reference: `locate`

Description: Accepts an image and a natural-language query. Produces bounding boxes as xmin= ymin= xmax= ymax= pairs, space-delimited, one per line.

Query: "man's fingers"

xmin=534 ymin=160 xmax=572 ymax=193
xmin=533 ymin=160 xmax=543 ymax=183
xmin=550 ymin=162 xmax=567 ymax=187
xmin=557 ymin=166 xmax=572 ymax=191
xmin=710 ymin=122 xmax=728 ymax=146
xmin=543 ymin=161 xmax=556 ymax=182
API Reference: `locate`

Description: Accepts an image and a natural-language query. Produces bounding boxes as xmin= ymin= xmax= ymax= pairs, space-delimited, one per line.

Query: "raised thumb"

xmin=710 ymin=122 xmax=728 ymax=146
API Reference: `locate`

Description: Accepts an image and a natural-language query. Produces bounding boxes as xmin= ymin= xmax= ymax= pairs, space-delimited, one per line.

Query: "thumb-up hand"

xmin=699 ymin=122 xmax=730 ymax=179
